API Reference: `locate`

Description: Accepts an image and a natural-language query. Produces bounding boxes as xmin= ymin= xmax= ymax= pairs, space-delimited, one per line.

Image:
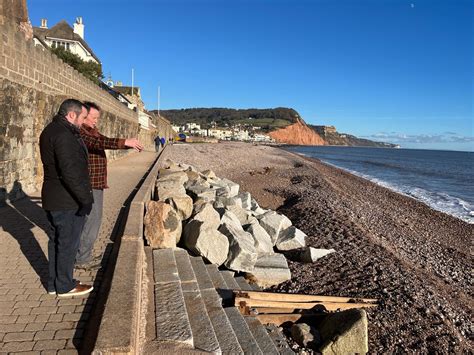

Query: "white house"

xmin=33 ymin=17 xmax=100 ymax=64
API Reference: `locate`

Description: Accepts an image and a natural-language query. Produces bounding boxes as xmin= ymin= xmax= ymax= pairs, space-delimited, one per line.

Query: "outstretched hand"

xmin=125 ymin=138 xmax=144 ymax=152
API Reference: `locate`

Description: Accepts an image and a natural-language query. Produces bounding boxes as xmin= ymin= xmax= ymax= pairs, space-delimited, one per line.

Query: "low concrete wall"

xmin=93 ymin=147 xmax=169 ymax=354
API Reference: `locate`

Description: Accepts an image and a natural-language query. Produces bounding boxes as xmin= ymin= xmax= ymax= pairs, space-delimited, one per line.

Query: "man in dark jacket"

xmin=39 ymin=99 xmax=94 ymax=298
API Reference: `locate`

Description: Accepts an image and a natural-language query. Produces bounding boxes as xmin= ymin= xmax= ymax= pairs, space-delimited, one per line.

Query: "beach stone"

xmin=187 ymin=185 xmax=216 ymax=202
xmin=318 ymin=309 xmax=368 ymax=355
xmin=301 ymin=247 xmax=336 ymax=263
xmin=258 ymin=211 xmax=292 ymax=245
xmin=219 ymin=220 xmax=257 ymax=272
xmin=192 ymin=202 xmax=221 ymax=228
xmin=144 ymin=201 xmax=182 ymax=248
xmin=245 ymin=221 xmax=274 ymax=255
xmin=201 ymin=169 xmax=217 ymax=179
xmin=221 ymin=178 xmax=240 ymax=197
xmin=291 ymin=323 xmax=321 ymax=348
xmin=157 ymin=171 xmax=189 ymax=185
xmin=276 ymin=226 xmax=307 ymax=251
xmin=156 ymin=180 xmax=187 ymax=201
xmin=237 ymin=192 xmax=252 ymax=210
xmin=183 ymin=220 xmax=229 ymax=266
xmin=165 ymin=195 xmax=193 ymax=220
xmin=244 ymin=253 xmax=291 ymax=288
xmin=226 ymin=205 xmax=253 ymax=225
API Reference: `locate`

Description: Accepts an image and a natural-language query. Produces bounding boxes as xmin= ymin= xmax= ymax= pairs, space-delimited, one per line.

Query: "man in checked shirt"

xmin=76 ymin=102 xmax=144 ymax=270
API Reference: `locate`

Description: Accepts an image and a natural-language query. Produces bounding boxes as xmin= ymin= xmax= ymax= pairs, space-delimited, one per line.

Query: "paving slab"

xmin=264 ymin=324 xmax=295 ymax=355
xmin=153 ymin=248 xmax=179 ymax=284
xmin=220 ymin=271 xmax=241 ymax=290
xmin=174 ymin=249 xmax=200 ymax=292
xmin=235 ymin=276 xmax=253 ymax=291
xmin=189 ymin=257 xmax=214 ymax=291
xmin=245 ymin=316 xmax=280 ymax=354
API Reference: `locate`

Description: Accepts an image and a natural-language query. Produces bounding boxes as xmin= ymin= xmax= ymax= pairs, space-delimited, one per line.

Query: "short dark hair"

xmin=58 ymin=99 xmax=85 ymax=117
xmin=83 ymin=101 xmax=101 ymax=113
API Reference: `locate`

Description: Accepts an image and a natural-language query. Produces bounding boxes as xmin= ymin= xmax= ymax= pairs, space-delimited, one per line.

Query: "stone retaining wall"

xmin=0 ymin=18 xmax=174 ymax=203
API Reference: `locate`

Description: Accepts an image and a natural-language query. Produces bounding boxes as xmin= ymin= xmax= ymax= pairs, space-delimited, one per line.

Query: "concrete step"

xmin=189 ymin=256 xmax=215 ymax=291
xmin=224 ymin=307 xmax=263 ymax=355
xmin=235 ymin=276 xmax=254 ymax=291
xmin=174 ymin=250 xmax=221 ymax=354
xmin=265 ymin=324 xmax=295 ymax=355
xmin=153 ymin=249 xmax=193 ymax=346
xmin=245 ymin=316 xmax=280 ymax=354
xmin=220 ymin=270 xmax=241 ymax=290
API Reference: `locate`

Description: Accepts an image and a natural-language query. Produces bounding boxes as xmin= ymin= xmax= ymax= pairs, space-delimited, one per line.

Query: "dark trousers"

xmin=46 ymin=210 xmax=85 ymax=293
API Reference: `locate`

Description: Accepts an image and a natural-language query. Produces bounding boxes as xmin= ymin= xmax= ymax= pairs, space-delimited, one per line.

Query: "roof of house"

xmin=33 ymin=20 xmax=100 ymax=63
xmin=113 ymin=86 xmax=141 ymax=96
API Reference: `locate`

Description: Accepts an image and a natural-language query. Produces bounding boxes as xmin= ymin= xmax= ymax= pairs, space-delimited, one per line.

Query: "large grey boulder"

xmin=226 ymin=205 xmax=253 ymax=226
xmin=237 ymin=192 xmax=252 ymax=210
xmin=182 ymin=220 xmax=229 ymax=266
xmin=318 ymin=309 xmax=368 ymax=355
xmin=156 ymin=180 xmax=186 ymax=201
xmin=192 ymin=202 xmax=221 ymax=229
xmin=186 ymin=185 xmax=216 ymax=202
xmin=245 ymin=221 xmax=274 ymax=255
xmin=219 ymin=220 xmax=257 ymax=272
xmin=144 ymin=201 xmax=182 ymax=249
xmin=300 ymin=247 xmax=336 ymax=263
xmin=215 ymin=195 xmax=242 ymax=208
xmin=220 ymin=210 xmax=242 ymax=229
xmin=244 ymin=253 xmax=291 ymax=288
xmin=221 ymin=178 xmax=239 ymax=197
xmin=276 ymin=226 xmax=306 ymax=251
xmin=157 ymin=171 xmax=189 ymax=185
xmin=165 ymin=195 xmax=193 ymax=220
xmin=258 ymin=211 xmax=292 ymax=245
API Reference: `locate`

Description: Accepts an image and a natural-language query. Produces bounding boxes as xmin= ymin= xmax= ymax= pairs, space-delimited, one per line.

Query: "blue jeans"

xmin=46 ymin=210 xmax=85 ymax=293
xmin=76 ymin=189 xmax=103 ymax=264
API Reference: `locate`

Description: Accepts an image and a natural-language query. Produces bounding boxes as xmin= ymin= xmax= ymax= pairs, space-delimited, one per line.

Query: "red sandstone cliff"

xmin=268 ymin=119 xmax=326 ymax=146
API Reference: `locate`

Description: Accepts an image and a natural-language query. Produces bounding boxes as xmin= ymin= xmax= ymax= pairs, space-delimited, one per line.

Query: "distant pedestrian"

xmin=76 ymin=102 xmax=143 ymax=271
xmin=39 ymin=99 xmax=94 ymax=297
xmin=154 ymin=135 xmax=162 ymax=152
xmin=160 ymin=137 xmax=166 ymax=147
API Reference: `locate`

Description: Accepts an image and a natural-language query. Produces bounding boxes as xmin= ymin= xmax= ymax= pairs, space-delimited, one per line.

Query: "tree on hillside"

xmin=50 ymin=46 xmax=103 ymax=85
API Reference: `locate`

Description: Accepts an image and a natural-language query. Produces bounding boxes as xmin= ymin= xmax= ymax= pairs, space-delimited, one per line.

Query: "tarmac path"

xmin=0 ymin=151 xmax=157 ymax=354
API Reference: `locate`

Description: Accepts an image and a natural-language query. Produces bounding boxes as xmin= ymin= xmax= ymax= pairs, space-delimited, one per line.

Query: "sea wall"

xmin=0 ymin=18 xmax=173 ymax=203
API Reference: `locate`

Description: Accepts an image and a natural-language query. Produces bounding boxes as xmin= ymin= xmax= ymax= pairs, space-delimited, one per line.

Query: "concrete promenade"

xmin=0 ymin=151 xmax=158 ymax=354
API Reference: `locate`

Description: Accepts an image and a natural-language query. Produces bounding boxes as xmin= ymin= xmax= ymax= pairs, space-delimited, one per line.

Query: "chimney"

xmin=73 ymin=16 xmax=84 ymax=39
xmin=40 ymin=18 xmax=47 ymax=29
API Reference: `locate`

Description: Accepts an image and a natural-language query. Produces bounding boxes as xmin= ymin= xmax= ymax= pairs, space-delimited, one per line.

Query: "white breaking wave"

xmin=320 ymin=160 xmax=474 ymax=224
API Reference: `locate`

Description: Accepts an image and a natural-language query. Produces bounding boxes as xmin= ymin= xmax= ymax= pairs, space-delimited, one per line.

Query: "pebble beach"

xmin=166 ymin=141 xmax=473 ymax=353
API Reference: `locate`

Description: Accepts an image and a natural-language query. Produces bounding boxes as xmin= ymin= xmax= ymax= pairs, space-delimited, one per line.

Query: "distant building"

xmin=33 ymin=17 xmax=100 ymax=64
xmin=113 ymin=85 xmax=145 ymax=111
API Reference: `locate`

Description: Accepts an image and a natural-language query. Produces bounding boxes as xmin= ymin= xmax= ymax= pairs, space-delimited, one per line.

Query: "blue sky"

xmin=29 ymin=0 xmax=473 ymax=151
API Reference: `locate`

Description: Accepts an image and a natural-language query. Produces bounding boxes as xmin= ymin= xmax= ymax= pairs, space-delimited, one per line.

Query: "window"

xmin=52 ymin=40 xmax=56 ymax=48
xmin=66 ymin=43 xmax=70 ymax=50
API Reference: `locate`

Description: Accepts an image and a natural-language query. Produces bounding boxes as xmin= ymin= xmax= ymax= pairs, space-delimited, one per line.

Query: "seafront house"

xmin=32 ymin=17 xmax=100 ymax=64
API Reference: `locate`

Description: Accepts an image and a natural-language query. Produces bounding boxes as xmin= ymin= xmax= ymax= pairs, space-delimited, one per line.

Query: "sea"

xmin=285 ymin=146 xmax=474 ymax=224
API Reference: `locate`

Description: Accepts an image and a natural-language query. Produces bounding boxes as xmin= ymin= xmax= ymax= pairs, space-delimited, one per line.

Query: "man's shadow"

xmin=0 ymin=182 xmax=51 ymax=290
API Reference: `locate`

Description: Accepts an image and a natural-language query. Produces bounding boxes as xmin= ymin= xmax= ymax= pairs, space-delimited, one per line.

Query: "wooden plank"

xmin=256 ymin=313 xmax=325 ymax=326
xmin=235 ymin=290 xmax=377 ymax=304
xmin=236 ymin=298 xmax=378 ymax=311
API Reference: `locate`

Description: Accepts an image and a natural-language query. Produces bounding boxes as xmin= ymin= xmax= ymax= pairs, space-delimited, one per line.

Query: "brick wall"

xmin=0 ymin=19 xmax=174 ymax=203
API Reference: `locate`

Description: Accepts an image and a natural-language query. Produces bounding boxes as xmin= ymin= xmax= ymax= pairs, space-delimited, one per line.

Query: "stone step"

xmin=174 ymin=250 xmax=221 ymax=354
xmin=183 ymin=291 xmax=221 ymax=354
xmin=224 ymin=307 xmax=263 ymax=355
xmin=189 ymin=256 xmax=215 ymax=291
xmin=220 ymin=270 xmax=241 ymax=290
xmin=153 ymin=249 xmax=193 ymax=347
xmin=245 ymin=316 xmax=280 ymax=354
xmin=201 ymin=289 xmax=244 ymax=354
xmin=189 ymin=257 xmax=243 ymax=354
xmin=264 ymin=324 xmax=295 ymax=355
xmin=235 ymin=276 xmax=253 ymax=291
xmin=206 ymin=264 xmax=233 ymax=302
